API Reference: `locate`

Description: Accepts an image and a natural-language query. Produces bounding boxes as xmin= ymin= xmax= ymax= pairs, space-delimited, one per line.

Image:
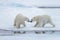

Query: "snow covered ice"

xmin=0 ymin=0 xmax=60 ymax=40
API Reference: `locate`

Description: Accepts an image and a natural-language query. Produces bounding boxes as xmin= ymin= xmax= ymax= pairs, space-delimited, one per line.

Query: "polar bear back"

xmin=15 ymin=14 xmax=27 ymax=23
xmin=41 ymin=15 xmax=51 ymax=22
xmin=32 ymin=15 xmax=51 ymax=23
xmin=42 ymin=15 xmax=51 ymax=20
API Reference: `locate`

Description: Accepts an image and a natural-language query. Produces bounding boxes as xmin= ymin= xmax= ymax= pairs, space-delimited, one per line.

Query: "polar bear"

xmin=31 ymin=15 xmax=55 ymax=27
xmin=14 ymin=14 xmax=29 ymax=29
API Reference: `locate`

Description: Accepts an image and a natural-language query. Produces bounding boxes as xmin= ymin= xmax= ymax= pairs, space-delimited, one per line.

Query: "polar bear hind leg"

xmin=49 ymin=21 xmax=55 ymax=27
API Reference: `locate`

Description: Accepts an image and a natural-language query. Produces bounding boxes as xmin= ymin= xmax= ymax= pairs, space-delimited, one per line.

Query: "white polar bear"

xmin=14 ymin=14 xmax=29 ymax=29
xmin=31 ymin=15 xmax=55 ymax=27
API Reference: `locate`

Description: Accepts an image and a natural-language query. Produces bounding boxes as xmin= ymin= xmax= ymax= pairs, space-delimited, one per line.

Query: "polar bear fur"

xmin=14 ymin=14 xmax=29 ymax=29
xmin=31 ymin=15 xmax=55 ymax=27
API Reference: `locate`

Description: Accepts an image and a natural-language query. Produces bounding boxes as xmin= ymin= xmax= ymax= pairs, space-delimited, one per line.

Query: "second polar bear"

xmin=14 ymin=14 xmax=29 ymax=29
xmin=31 ymin=15 xmax=55 ymax=27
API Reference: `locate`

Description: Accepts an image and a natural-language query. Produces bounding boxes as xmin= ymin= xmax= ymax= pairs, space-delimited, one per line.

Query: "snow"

xmin=0 ymin=0 xmax=60 ymax=40
xmin=0 ymin=34 xmax=60 ymax=40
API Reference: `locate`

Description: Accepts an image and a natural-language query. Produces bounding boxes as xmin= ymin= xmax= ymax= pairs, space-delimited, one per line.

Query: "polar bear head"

xmin=30 ymin=16 xmax=41 ymax=22
xmin=24 ymin=16 xmax=30 ymax=22
xmin=16 ymin=14 xmax=30 ymax=22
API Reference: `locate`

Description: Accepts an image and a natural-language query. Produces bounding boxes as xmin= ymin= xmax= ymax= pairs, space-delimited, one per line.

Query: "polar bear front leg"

xmin=49 ymin=21 xmax=55 ymax=27
xmin=22 ymin=22 xmax=26 ymax=27
xmin=16 ymin=23 xmax=20 ymax=29
xmin=42 ymin=23 xmax=45 ymax=27
xmin=36 ymin=22 xmax=43 ymax=27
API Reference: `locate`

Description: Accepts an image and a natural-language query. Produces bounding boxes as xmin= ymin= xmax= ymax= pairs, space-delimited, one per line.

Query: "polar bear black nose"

xmin=28 ymin=20 xmax=32 ymax=22
xmin=30 ymin=21 xmax=32 ymax=22
xmin=30 ymin=19 xmax=33 ymax=22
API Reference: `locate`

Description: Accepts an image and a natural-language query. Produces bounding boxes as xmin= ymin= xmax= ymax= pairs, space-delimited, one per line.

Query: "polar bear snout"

xmin=27 ymin=20 xmax=32 ymax=22
xmin=30 ymin=20 xmax=32 ymax=22
xmin=30 ymin=18 xmax=36 ymax=22
xmin=29 ymin=19 xmax=33 ymax=22
xmin=26 ymin=18 xmax=33 ymax=22
xmin=25 ymin=18 xmax=30 ymax=22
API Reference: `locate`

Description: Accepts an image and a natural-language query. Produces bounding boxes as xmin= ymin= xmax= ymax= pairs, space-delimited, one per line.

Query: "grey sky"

xmin=0 ymin=0 xmax=60 ymax=7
